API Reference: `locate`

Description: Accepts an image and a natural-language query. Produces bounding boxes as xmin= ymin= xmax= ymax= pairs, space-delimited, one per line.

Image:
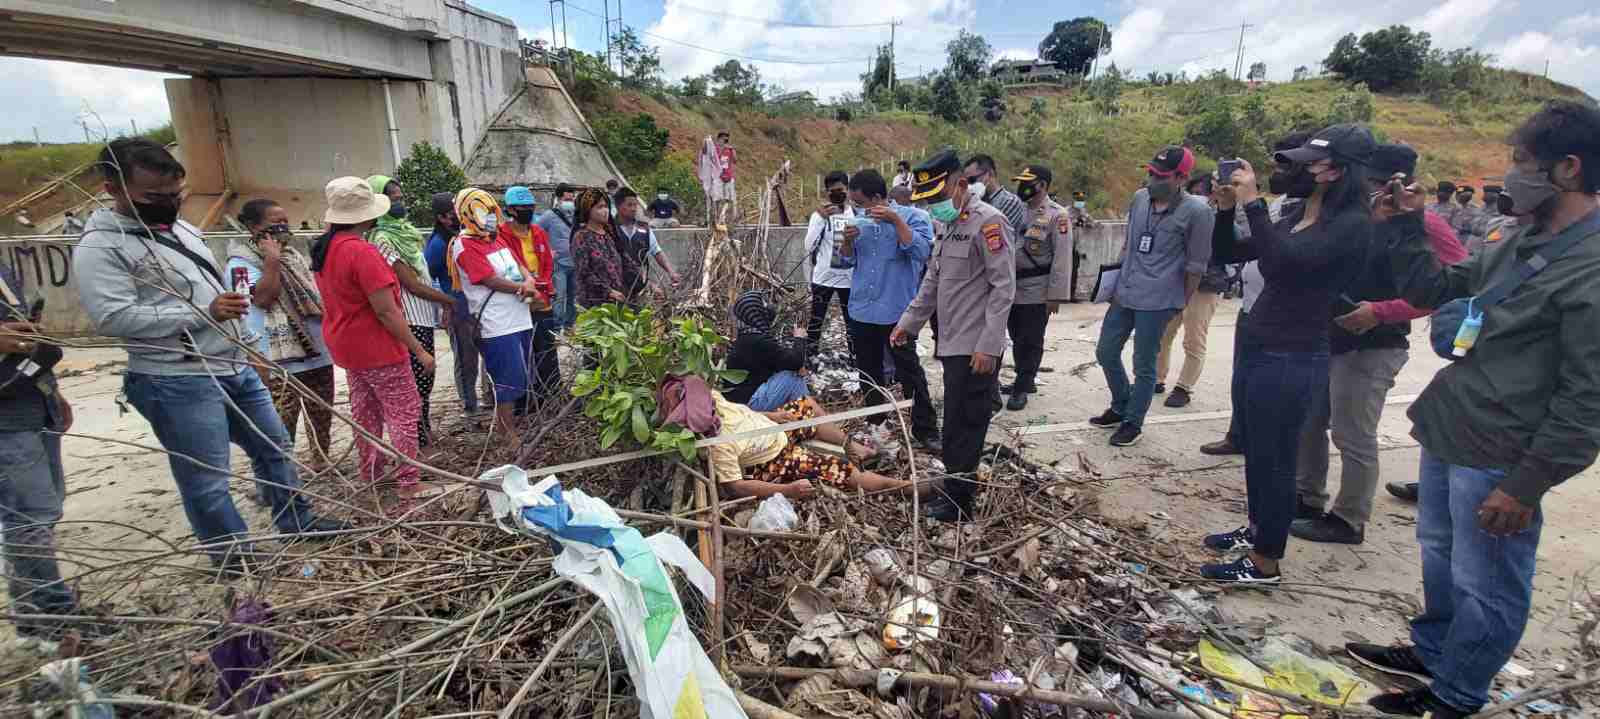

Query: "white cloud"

xmin=996 ymin=47 xmax=1037 ymax=61
xmin=0 ymin=59 xmax=176 ymax=143
xmin=1416 ymin=0 xmax=1505 ymax=40
xmin=1493 ymin=30 xmax=1600 ymax=92
xmin=643 ymin=0 xmax=977 ymax=101
xmin=1564 ymin=12 xmax=1600 ymax=33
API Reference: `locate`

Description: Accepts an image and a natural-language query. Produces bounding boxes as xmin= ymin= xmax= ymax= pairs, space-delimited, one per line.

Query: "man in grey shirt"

xmin=1091 ymin=146 xmax=1214 ymax=446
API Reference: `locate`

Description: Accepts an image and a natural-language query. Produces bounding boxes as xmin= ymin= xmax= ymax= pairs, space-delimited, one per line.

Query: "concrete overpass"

xmin=0 ymin=0 xmax=527 ymax=225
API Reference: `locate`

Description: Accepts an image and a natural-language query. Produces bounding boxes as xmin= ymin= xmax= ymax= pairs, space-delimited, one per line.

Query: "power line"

xmin=632 ymin=27 xmax=869 ymax=65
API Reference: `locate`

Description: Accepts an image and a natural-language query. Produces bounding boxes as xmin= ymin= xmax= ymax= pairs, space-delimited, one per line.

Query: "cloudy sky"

xmin=2 ymin=0 xmax=1596 ymax=143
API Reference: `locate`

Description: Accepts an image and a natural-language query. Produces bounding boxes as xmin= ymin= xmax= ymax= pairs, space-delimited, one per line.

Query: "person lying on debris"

xmin=657 ymin=375 xmax=914 ymax=500
xmin=722 ymin=290 xmax=810 ymax=411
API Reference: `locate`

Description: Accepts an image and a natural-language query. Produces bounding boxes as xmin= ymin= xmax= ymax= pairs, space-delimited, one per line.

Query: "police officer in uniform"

xmin=893 ymin=150 xmax=1016 ymax=522
xmin=1451 ymin=184 xmax=1484 ymax=249
xmin=1475 ymin=183 xmax=1516 ymax=252
xmin=1000 ymin=165 xmax=1073 ymax=411
xmin=1428 ymin=181 xmax=1459 ymax=227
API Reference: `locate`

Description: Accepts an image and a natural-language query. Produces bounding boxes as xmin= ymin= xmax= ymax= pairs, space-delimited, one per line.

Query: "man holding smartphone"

xmin=804 ymin=171 xmax=856 ymax=353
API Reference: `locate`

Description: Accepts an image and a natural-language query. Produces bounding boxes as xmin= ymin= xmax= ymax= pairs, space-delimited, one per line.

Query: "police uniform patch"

xmin=1487 ymin=228 xmax=1501 ymax=243
xmin=1057 ymin=214 xmax=1071 ymax=234
xmin=982 ymin=222 xmax=1005 ymax=252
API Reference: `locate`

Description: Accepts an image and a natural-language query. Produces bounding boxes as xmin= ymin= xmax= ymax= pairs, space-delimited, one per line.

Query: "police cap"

xmin=1012 ymin=164 xmax=1054 ymax=187
xmin=911 ymin=148 xmax=961 ymax=202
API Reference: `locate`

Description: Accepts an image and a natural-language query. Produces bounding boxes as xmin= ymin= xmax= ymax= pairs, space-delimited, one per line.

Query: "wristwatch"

xmin=1243 ymin=198 xmax=1268 ymax=215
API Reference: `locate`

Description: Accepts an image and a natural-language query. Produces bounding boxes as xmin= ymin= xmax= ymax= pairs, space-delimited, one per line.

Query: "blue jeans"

xmin=1236 ymin=343 xmax=1327 ymax=559
xmin=0 ymin=430 xmax=78 ymax=629
xmin=552 ymin=261 xmax=578 ymax=328
xmin=747 ymin=371 xmax=809 ymax=411
xmin=1095 ymin=303 xmax=1179 ymax=429
xmin=123 ymin=371 xmax=319 ymax=562
xmin=1411 ymin=449 xmax=1541 ymax=712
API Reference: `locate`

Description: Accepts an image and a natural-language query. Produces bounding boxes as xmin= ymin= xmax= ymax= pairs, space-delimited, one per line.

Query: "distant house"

xmin=991 ymin=59 xmax=1066 ymax=84
xmin=769 ymin=91 xmax=816 ymax=106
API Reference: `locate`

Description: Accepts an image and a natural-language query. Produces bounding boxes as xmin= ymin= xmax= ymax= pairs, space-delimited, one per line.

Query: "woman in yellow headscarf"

xmin=448 ymin=188 xmax=542 ymax=432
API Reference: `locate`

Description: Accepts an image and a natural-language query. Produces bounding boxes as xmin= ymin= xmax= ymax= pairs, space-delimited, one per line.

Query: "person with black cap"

xmin=890 ymin=148 xmax=1016 ymax=522
xmin=1089 ymin=145 xmax=1214 ymax=447
xmin=1000 ymin=164 xmax=1072 ymax=411
xmin=1290 ymin=143 xmax=1468 ymax=547
xmin=1428 ymin=180 xmax=1459 ymax=228
xmin=1200 ymin=123 xmax=1381 ymax=584
xmin=1451 ymin=183 xmax=1484 ymax=249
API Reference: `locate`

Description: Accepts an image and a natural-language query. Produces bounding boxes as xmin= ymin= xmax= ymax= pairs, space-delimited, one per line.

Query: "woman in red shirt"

xmin=310 ymin=176 xmax=434 ymax=500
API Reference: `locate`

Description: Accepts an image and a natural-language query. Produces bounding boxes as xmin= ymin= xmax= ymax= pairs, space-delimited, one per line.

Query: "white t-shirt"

xmin=805 ymin=206 xmax=855 ymax=288
xmin=450 ymin=235 xmax=535 ymax=339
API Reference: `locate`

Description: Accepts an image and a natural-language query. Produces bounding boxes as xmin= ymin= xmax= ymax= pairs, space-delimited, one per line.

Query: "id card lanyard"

xmin=1138 ymin=199 xmax=1172 ymax=254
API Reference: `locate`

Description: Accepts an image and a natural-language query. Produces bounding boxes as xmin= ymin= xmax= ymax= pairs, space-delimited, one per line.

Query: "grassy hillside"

xmin=580 ymin=74 xmax=1572 ymax=219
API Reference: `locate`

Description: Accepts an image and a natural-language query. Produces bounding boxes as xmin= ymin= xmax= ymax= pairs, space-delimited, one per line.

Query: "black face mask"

xmin=1267 ymin=169 xmax=1293 ymax=195
xmin=1017 ymin=182 xmax=1040 ymax=202
xmin=1495 ymin=193 xmax=1514 ymax=215
xmin=131 ymin=199 xmax=180 ymax=227
xmin=1279 ymin=165 xmax=1319 ymax=199
xmin=828 ymin=190 xmax=848 ymax=205
xmin=1146 ymin=179 xmax=1176 ymax=202
xmin=512 ymin=208 xmax=536 ymax=224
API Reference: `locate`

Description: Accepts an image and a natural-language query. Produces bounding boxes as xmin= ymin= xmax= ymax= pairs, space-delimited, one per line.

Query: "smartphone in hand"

xmin=1217 ymin=159 xmax=1243 ymax=184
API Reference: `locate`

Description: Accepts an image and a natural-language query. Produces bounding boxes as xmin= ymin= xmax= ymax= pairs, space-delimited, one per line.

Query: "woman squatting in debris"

xmin=656 ymin=375 xmax=920 ymax=500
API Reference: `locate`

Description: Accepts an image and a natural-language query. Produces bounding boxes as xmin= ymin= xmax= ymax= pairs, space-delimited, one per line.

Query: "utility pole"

xmin=889 ymin=19 xmax=900 ymax=97
xmin=1089 ymin=21 xmax=1106 ymax=80
xmin=34 ymin=127 xmax=42 ymax=148
xmin=1233 ymin=22 xmax=1254 ymax=81
xmin=603 ymin=0 xmax=611 ymax=73
xmin=131 ymin=118 xmax=138 ymax=136
xmin=1544 ymin=59 xmax=1550 ymax=78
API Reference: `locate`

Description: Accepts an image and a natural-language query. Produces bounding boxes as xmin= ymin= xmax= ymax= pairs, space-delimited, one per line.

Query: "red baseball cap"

xmin=1147 ymin=146 xmax=1195 ymax=178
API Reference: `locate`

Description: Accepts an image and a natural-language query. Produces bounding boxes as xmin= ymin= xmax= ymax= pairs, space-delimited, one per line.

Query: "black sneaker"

xmin=1164 ymin=387 xmax=1191 ymax=408
xmin=1346 ymin=643 xmax=1433 ymax=683
xmin=1296 ymin=498 xmax=1326 ymax=520
xmin=288 ymin=517 xmax=354 ymax=539
xmin=1200 ymin=437 xmax=1242 ymax=455
xmin=1367 ymin=687 xmax=1469 ymax=717
xmin=923 ymin=495 xmax=973 ymax=522
xmin=1387 ymin=482 xmax=1420 ymax=502
xmin=1109 ymin=424 xmax=1142 ymax=447
xmin=913 ymin=434 xmax=943 ymax=454
xmin=1154 ymin=382 xmax=1167 ymax=394
xmin=1000 ymin=382 xmax=1038 ymax=395
xmin=1204 ymin=526 xmax=1254 ymax=552
xmin=1089 ymin=408 xmax=1123 ymax=428
xmin=1290 ymin=513 xmax=1365 ymax=544
xmin=1005 ymin=392 xmax=1029 ymax=411
xmin=1200 ymin=556 xmax=1280 ymax=584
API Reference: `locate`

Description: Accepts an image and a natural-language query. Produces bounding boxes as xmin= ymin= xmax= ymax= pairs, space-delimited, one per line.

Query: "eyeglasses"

xmin=964 ymin=173 xmax=985 ymax=184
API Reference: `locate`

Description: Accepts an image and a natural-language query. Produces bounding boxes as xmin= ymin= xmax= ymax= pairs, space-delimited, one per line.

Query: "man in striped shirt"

xmin=963 ymin=154 xmax=1030 ymax=239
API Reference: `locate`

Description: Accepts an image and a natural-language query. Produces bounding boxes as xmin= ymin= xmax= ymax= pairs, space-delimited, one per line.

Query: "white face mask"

xmin=967 ymin=181 xmax=987 ymax=201
xmin=657 ymin=193 xmax=668 ymax=200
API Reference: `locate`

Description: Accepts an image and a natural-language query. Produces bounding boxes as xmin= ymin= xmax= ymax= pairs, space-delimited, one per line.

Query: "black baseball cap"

xmin=1436 ymin=180 xmax=1457 ymax=193
xmin=1012 ymin=164 xmax=1053 ymax=187
xmin=431 ymin=192 xmax=455 ymax=216
xmin=911 ymin=148 xmax=962 ymax=202
xmin=1274 ymin=124 xmax=1376 ymax=167
xmin=1370 ymin=143 xmax=1419 ymax=178
xmin=1147 ymin=146 xmax=1195 ymax=177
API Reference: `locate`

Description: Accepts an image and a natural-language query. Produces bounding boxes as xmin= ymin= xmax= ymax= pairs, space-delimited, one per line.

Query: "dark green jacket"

xmin=1388 ymin=207 xmax=1600 ymax=505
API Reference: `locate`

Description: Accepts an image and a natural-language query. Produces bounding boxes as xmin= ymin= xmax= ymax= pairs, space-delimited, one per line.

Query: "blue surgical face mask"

xmin=1074 ymin=201 xmax=1086 ymax=210
xmin=559 ymin=200 xmax=575 ymax=213
xmin=928 ymin=198 xmax=959 ymax=223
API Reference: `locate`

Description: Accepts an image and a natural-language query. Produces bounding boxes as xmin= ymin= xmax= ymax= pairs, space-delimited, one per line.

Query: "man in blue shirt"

xmin=839 ymin=169 xmax=938 ymax=446
xmin=423 ymin=192 xmax=486 ymax=416
xmin=538 ymin=182 xmax=579 ymax=328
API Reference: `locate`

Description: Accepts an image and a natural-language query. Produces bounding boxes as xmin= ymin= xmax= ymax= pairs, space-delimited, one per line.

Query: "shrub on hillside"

xmin=592 ymin=112 xmax=670 ymax=175
xmin=393 ymin=142 xmax=467 ymax=227
xmin=632 ymin=155 xmax=702 ymax=221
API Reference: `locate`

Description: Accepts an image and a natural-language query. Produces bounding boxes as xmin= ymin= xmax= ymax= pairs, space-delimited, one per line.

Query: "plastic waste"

xmin=1198 ymin=636 xmax=1377 ymax=712
xmin=483 ymin=466 xmax=748 ymax=719
xmin=748 ymin=494 xmax=799 ymax=532
xmin=860 ymin=547 xmax=942 ymax=651
xmin=37 ymin=658 xmax=114 ymax=719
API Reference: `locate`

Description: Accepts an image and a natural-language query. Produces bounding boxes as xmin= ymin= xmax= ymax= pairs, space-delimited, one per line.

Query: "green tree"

xmin=709 ymin=59 xmax=763 ymax=104
xmin=611 ymin=28 xmax=663 ymax=88
xmin=1039 ymin=17 xmax=1109 ymax=76
xmin=592 ymin=112 xmax=670 ymax=175
xmin=1292 ymin=65 xmax=1310 ymax=82
xmin=929 ymin=71 xmax=971 ymax=123
xmin=861 ymin=44 xmax=894 ymax=99
xmin=1087 ymin=63 xmax=1124 ymax=115
xmin=1248 ymin=62 xmax=1267 ymax=82
xmin=945 ymin=30 xmax=993 ymax=82
xmin=678 ymin=75 xmax=708 ymax=99
xmin=1322 ymin=25 xmax=1432 ymax=93
xmin=392 ymin=142 xmax=467 ymax=227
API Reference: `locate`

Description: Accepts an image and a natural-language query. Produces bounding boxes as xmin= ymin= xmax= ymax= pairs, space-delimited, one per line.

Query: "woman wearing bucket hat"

xmin=311 ymin=176 xmax=433 ymax=500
